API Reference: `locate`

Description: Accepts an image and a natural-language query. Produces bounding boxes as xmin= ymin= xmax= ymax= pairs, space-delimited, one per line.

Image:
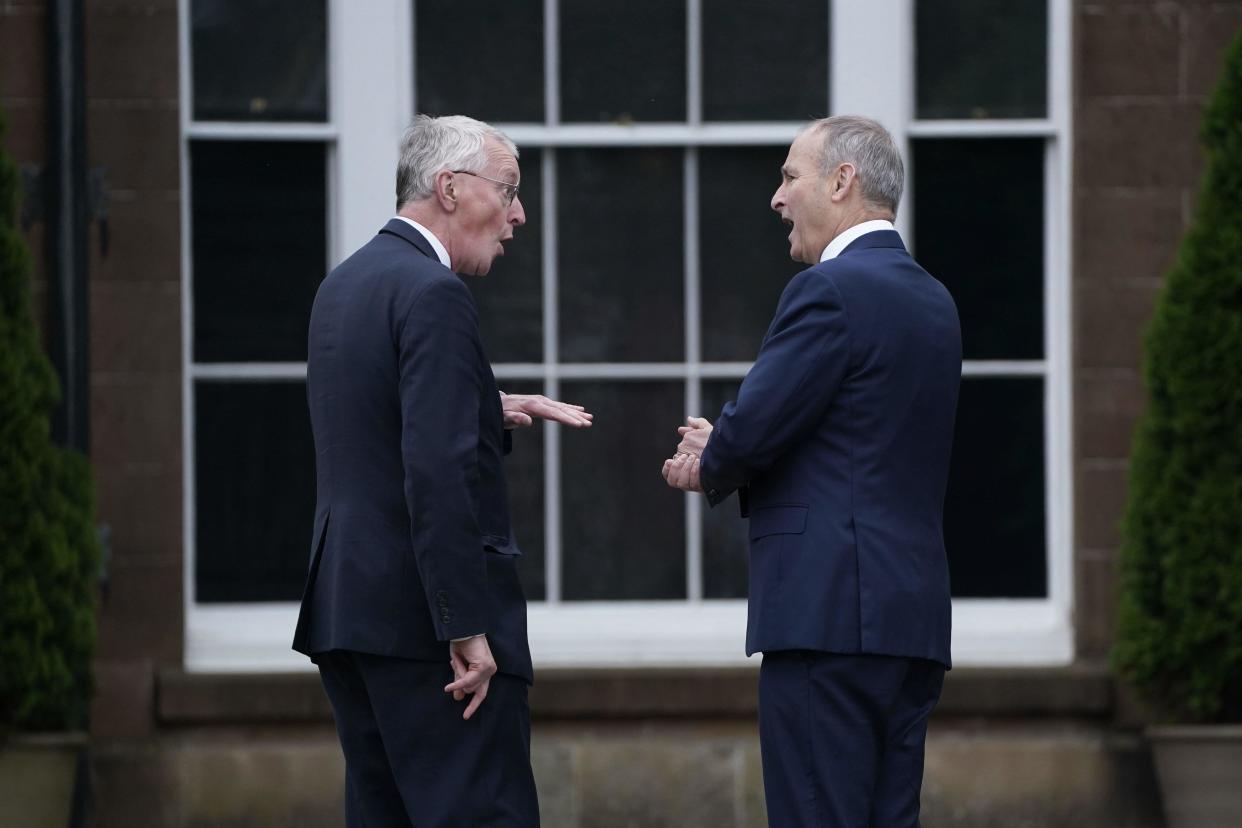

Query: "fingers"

xmin=445 ymin=667 xmax=492 ymax=720
xmin=445 ymin=636 xmax=497 ymax=718
xmin=663 ymin=452 xmax=698 ymax=490
xmin=513 ymin=395 xmax=594 ymax=427
xmin=504 ymin=411 xmax=534 ymax=429
xmin=462 ymin=680 xmax=489 ymax=720
xmin=687 ymin=416 xmax=711 ymax=428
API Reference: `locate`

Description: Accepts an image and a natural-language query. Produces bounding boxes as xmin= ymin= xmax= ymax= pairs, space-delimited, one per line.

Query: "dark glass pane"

xmin=945 ymin=377 xmax=1046 ymax=598
xmin=912 ymin=138 xmax=1043 ymax=360
xmin=562 ymin=381 xmax=686 ymax=600
xmin=415 ymin=0 xmax=544 ymax=122
xmin=703 ymin=0 xmax=829 ymax=121
xmin=192 ymin=141 xmax=327 ymax=362
xmin=701 ymin=380 xmax=750 ymax=599
xmin=700 ymin=146 xmax=801 ymax=361
xmin=500 ymin=381 xmax=546 ymax=601
xmin=916 ymin=0 xmax=1046 ymax=119
xmin=467 ymin=150 xmax=543 ymax=363
xmin=558 ymin=148 xmax=684 ymax=361
xmin=192 ymin=0 xmax=327 ymax=122
xmin=195 ymin=381 xmax=315 ymax=602
xmin=561 ymin=0 xmax=685 ymax=122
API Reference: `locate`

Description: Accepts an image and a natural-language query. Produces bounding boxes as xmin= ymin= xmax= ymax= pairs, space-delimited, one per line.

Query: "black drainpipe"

xmin=46 ymin=0 xmax=90 ymax=455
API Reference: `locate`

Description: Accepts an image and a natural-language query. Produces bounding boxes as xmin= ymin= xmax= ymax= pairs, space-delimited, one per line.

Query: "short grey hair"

xmin=396 ymin=114 xmax=519 ymax=209
xmin=804 ymin=115 xmax=904 ymax=216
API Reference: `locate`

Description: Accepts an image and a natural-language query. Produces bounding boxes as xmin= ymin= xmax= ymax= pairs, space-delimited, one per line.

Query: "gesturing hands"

xmin=444 ymin=635 xmax=497 ymax=720
xmin=662 ymin=416 xmax=714 ymax=493
xmin=501 ymin=392 xmax=594 ymax=429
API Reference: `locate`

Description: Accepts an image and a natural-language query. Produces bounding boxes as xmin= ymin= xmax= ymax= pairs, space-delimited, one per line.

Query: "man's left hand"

xmin=501 ymin=393 xmax=594 ymax=429
xmin=662 ymin=451 xmax=703 ymax=492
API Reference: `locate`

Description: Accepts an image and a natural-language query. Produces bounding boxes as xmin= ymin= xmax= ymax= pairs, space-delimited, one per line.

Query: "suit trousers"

xmin=758 ymin=650 xmax=945 ymax=828
xmin=316 ymin=649 xmax=539 ymax=828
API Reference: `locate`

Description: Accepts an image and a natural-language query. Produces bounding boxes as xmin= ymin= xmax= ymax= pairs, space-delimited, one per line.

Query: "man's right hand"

xmin=445 ymin=635 xmax=497 ymax=720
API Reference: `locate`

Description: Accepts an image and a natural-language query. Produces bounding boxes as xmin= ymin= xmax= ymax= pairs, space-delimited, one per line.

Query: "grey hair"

xmin=804 ymin=115 xmax=904 ymax=216
xmin=395 ymin=114 xmax=519 ymax=209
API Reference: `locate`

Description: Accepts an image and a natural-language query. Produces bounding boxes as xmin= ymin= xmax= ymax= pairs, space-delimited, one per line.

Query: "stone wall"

xmin=1073 ymin=0 xmax=1242 ymax=659
xmin=83 ymin=0 xmax=185 ymax=745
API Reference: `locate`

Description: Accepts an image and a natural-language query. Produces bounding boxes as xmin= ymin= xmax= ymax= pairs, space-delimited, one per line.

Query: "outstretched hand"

xmin=444 ymin=635 xmax=497 ymax=720
xmin=501 ymin=393 xmax=594 ymax=429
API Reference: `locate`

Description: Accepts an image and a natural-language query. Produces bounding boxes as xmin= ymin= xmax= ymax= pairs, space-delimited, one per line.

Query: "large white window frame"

xmin=181 ymin=0 xmax=1073 ymax=672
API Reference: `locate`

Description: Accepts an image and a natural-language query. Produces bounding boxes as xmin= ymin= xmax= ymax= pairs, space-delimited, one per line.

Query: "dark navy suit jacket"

xmin=292 ymin=219 xmax=532 ymax=683
xmin=701 ymin=230 xmax=961 ymax=667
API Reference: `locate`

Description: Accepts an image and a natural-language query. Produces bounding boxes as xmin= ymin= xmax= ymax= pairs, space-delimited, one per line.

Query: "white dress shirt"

xmin=819 ymin=219 xmax=896 ymax=262
xmin=393 ymin=216 xmax=451 ymax=269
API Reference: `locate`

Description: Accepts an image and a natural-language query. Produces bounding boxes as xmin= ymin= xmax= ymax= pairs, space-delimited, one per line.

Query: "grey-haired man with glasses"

xmin=294 ymin=114 xmax=591 ymax=827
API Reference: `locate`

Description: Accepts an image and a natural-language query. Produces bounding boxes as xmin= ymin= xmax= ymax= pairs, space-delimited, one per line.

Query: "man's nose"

xmin=510 ymin=195 xmax=527 ymax=226
xmin=771 ymin=186 xmax=784 ymax=212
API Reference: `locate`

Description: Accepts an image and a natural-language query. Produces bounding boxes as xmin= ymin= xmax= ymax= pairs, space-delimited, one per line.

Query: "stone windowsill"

xmin=156 ymin=663 xmax=1113 ymax=726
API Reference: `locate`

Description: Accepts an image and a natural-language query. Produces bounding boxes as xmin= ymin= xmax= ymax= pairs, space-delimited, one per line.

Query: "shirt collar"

xmin=819 ymin=219 xmax=896 ymax=262
xmin=393 ymin=216 xmax=451 ymax=268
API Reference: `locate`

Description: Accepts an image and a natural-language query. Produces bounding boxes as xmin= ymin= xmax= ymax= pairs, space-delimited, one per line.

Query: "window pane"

xmin=703 ymin=0 xmax=829 ymax=121
xmin=915 ymin=0 xmax=1046 ymax=119
xmin=558 ymin=149 xmax=684 ymax=362
xmin=415 ymin=0 xmax=544 ymax=122
xmin=467 ymin=150 xmax=543 ymax=363
xmin=192 ymin=141 xmax=327 ymax=363
xmin=561 ymin=381 xmax=686 ymax=600
xmin=191 ymin=0 xmax=327 ymax=122
xmin=500 ymin=381 xmax=546 ymax=601
xmin=945 ymin=377 xmax=1046 ymax=598
xmin=195 ymin=381 xmax=315 ymax=602
xmin=701 ymin=379 xmax=749 ymax=599
xmin=700 ymin=146 xmax=801 ymax=361
xmin=561 ymin=0 xmax=686 ymax=122
xmin=912 ymin=138 xmax=1043 ymax=361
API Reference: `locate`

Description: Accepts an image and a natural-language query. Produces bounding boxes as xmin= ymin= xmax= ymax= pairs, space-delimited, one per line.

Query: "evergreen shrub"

xmin=1114 ymin=31 xmax=1242 ymax=723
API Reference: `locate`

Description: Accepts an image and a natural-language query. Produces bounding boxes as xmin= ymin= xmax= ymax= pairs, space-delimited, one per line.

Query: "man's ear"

xmin=434 ymin=170 xmax=458 ymax=212
xmin=831 ymin=163 xmax=857 ymax=203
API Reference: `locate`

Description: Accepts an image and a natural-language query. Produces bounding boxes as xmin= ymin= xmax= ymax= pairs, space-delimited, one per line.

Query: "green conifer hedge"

xmin=0 ymin=109 xmax=100 ymax=732
xmin=1114 ymin=30 xmax=1242 ymax=723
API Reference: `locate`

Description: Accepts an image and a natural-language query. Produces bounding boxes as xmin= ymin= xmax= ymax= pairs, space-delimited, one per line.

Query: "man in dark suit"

xmin=293 ymin=114 xmax=591 ymax=827
xmin=663 ymin=115 xmax=961 ymax=827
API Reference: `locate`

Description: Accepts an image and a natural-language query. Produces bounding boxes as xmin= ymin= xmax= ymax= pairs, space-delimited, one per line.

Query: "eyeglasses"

xmin=451 ymin=170 xmax=520 ymax=206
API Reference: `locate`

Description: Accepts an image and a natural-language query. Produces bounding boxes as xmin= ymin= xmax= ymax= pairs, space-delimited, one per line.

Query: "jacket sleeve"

xmin=397 ymin=277 xmax=487 ymax=641
xmin=701 ymin=268 xmax=851 ymax=506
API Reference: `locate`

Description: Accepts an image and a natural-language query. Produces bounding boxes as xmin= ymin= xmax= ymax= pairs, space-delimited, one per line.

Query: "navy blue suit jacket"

xmin=292 ymin=219 xmax=532 ymax=683
xmin=701 ymin=230 xmax=961 ymax=667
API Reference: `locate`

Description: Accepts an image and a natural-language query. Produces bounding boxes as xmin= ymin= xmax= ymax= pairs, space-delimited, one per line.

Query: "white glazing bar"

xmin=492 ymin=364 xmax=550 ymax=380
xmin=542 ymin=149 xmax=561 ymax=604
xmin=191 ymin=363 xmax=309 ymax=381
xmin=494 ymin=360 xmax=1046 ymax=381
xmin=1046 ymin=0 xmax=1076 ymax=654
xmin=178 ymin=0 xmax=196 ymax=617
xmin=185 ymin=122 xmax=339 ymax=141
xmin=545 ymin=0 xmax=559 ymax=125
xmin=554 ymin=363 xmax=721 ymax=380
xmin=687 ymin=0 xmax=702 ymax=127
xmin=330 ymin=0 xmax=404 ymax=260
xmin=685 ymin=147 xmax=703 ymax=601
xmin=906 ymin=120 xmax=1058 ymax=138
xmin=833 ymin=0 xmax=912 ymax=239
xmin=499 ymin=123 xmax=804 ymax=147
xmin=960 ymin=361 xmax=1047 ymax=377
